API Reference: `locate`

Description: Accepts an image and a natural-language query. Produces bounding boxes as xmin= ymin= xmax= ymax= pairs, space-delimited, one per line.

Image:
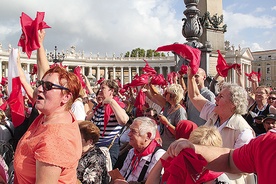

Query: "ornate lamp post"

xmin=47 ymin=46 xmax=65 ymax=63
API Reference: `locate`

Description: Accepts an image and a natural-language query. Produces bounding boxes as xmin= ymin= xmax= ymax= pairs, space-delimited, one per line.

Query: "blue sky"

xmin=0 ymin=0 xmax=275 ymax=57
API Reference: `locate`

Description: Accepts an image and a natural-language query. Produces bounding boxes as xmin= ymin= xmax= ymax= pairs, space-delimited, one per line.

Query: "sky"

xmin=0 ymin=0 xmax=275 ymax=57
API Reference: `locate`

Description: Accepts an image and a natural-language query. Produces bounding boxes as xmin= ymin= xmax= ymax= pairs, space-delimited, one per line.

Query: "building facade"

xmin=251 ymin=49 xmax=276 ymax=88
xmin=0 ymin=45 xmax=176 ymax=86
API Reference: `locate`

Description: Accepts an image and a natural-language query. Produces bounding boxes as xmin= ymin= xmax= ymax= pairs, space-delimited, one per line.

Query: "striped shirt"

xmin=92 ymin=105 xmax=122 ymax=146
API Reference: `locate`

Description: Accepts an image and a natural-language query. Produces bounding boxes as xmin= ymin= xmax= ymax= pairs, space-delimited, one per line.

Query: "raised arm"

xmin=16 ymin=52 xmax=35 ymax=103
xmin=82 ymin=74 xmax=94 ymax=95
xmin=143 ymin=84 xmax=166 ymax=108
xmin=167 ymin=138 xmax=241 ymax=174
xmin=103 ymin=97 xmax=129 ymax=126
xmin=234 ymin=66 xmax=244 ymax=88
xmin=209 ymin=73 xmax=219 ymax=95
xmin=37 ymin=29 xmax=50 ymax=80
xmin=187 ymin=68 xmax=208 ymax=112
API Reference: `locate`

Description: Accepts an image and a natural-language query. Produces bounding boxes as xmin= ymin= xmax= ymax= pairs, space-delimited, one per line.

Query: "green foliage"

xmin=124 ymin=48 xmax=166 ymax=57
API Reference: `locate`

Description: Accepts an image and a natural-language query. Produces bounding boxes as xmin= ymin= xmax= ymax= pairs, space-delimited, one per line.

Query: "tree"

xmin=125 ymin=48 xmax=166 ymax=57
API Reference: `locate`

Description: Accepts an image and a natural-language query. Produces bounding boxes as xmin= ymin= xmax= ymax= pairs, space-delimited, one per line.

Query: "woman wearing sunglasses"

xmin=269 ymin=90 xmax=276 ymax=114
xmin=13 ymin=65 xmax=82 ymax=183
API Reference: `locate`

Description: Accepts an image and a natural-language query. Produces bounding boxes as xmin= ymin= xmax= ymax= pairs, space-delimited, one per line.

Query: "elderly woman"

xmin=77 ymin=121 xmax=109 ymax=184
xmin=187 ymin=68 xmax=255 ymax=183
xmin=144 ymin=83 xmax=187 ymax=150
xmin=14 ymin=66 xmax=82 ymax=183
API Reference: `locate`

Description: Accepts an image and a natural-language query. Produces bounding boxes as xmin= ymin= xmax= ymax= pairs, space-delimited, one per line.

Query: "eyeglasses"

xmin=268 ymin=97 xmax=276 ymax=101
xmin=36 ymin=80 xmax=69 ymax=91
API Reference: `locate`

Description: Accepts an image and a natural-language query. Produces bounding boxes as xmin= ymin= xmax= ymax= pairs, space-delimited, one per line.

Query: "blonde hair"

xmin=166 ymin=84 xmax=184 ymax=104
xmin=189 ymin=126 xmax=222 ymax=147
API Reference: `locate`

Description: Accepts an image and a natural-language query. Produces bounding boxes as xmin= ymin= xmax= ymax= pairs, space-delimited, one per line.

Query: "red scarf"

xmin=131 ymin=140 xmax=159 ymax=172
xmin=161 ymin=148 xmax=222 ymax=184
xmin=103 ymin=97 xmax=125 ymax=136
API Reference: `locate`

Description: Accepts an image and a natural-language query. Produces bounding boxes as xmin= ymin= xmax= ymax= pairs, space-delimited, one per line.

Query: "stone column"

xmin=105 ymin=67 xmax=108 ymax=79
xmin=120 ymin=67 xmax=124 ymax=84
xmin=128 ymin=67 xmax=132 ymax=83
xmin=136 ymin=67 xmax=139 ymax=75
xmin=167 ymin=66 xmax=171 ymax=74
xmin=159 ymin=66 xmax=163 ymax=75
xmin=88 ymin=67 xmax=92 ymax=76
xmin=97 ymin=66 xmax=100 ymax=81
xmin=0 ymin=60 xmax=2 ymax=79
xmin=113 ymin=67 xmax=116 ymax=80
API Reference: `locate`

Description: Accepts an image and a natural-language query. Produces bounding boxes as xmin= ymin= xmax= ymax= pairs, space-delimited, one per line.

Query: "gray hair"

xmin=134 ymin=116 xmax=157 ymax=140
xmin=222 ymin=83 xmax=248 ymax=115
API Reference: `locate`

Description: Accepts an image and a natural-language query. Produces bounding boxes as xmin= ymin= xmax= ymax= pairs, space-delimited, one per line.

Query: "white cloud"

xmin=251 ymin=43 xmax=264 ymax=51
xmin=0 ymin=0 xmax=183 ymax=56
xmin=255 ymin=7 xmax=265 ymax=13
xmin=272 ymin=6 xmax=276 ymax=10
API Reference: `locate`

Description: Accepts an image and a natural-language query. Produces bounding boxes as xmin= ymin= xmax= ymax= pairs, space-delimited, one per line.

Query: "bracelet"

xmin=166 ymin=124 xmax=170 ymax=128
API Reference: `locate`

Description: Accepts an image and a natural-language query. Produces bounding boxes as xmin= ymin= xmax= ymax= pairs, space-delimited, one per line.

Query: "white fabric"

xmin=200 ymin=101 xmax=255 ymax=149
xmin=71 ymin=99 xmax=86 ymax=120
xmin=120 ymin=148 xmax=165 ymax=182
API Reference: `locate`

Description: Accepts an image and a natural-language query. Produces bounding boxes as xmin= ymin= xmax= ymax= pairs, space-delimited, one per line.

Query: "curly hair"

xmin=166 ymin=84 xmax=184 ymax=104
xmin=222 ymin=83 xmax=248 ymax=115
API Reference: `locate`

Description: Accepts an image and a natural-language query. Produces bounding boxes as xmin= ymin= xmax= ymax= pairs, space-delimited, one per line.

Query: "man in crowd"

xmin=114 ymin=117 xmax=165 ymax=183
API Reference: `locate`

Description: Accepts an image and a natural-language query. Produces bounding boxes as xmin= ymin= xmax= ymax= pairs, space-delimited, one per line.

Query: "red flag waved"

xmin=156 ymin=43 xmax=201 ymax=74
xmin=18 ymin=12 xmax=51 ymax=58
xmin=245 ymin=71 xmax=261 ymax=82
xmin=7 ymin=49 xmax=25 ymax=127
xmin=216 ymin=50 xmax=240 ymax=77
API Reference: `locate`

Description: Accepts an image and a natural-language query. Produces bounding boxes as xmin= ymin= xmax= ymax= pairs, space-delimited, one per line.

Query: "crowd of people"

xmin=0 ymin=29 xmax=276 ymax=184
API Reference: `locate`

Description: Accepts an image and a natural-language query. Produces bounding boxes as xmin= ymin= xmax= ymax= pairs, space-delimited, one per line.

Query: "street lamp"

xmin=47 ymin=46 xmax=65 ymax=63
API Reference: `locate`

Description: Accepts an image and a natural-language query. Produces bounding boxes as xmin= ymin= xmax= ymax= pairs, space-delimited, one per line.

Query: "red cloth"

xmin=134 ymin=89 xmax=146 ymax=113
xmin=7 ymin=49 xmax=25 ymax=127
xmin=50 ymin=63 xmax=67 ymax=69
xmin=129 ymin=74 xmax=149 ymax=87
xmin=0 ymin=163 xmax=7 ymax=183
xmin=233 ymin=130 xmax=276 ymax=184
xmin=151 ymin=74 xmax=167 ymax=86
xmin=178 ymin=64 xmax=188 ymax=75
xmin=103 ymin=97 xmax=125 ymax=136
xmin=29 ymin=64 xmax=37 ymax=75
xmin=216 ymin=50 xmax=241 ymax=77
xmin=175 ymin=120 xmax=198 ymax=139
xmin=167 ymin=72 xmax=178 ymax=84
xmin=97 ymin=77 xmax=105 ymax=85
xmin=18 ymin=12 xmax=51 ymax=58
xmin=73 ymin=66 xmax=86 ymax=89
xmin=161 ymin=148 xmax=222 ymax=184
xmin=142 ymin=60 xmax=157 ymax=76
xmin=1 ymin=77 xmax=8 ymax=86
xmin=156 ymin=43 xmax=201 ymax=74
xmin=131 ymin=140 xmax=160 ymax=172
xmin=245 ymin=71 xmax=261 ymax=82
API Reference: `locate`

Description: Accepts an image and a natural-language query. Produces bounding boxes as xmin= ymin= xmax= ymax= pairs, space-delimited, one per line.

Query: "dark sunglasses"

xmin=36 ymin=80 xmax=69 ymax=91
xmin=268 ymin=97 xmax=276 ymax=101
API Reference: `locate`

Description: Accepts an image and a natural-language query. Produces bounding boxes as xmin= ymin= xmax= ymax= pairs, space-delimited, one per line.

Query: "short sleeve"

xmin=200 ymin=101 xmax=215 ymax=120
xmin=232 ymin=138 xmax=258 ymax=173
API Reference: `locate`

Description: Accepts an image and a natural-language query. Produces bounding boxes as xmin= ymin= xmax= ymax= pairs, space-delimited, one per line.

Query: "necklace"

xmin=167 ymin=104 xmax=179 ymax=115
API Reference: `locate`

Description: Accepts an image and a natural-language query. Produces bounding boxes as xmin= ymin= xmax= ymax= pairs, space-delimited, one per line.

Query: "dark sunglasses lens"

xmin=44 ymin=82 xmax=53 ymax=91
xmin=36 ymin=80 xmax=42 ymax=87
